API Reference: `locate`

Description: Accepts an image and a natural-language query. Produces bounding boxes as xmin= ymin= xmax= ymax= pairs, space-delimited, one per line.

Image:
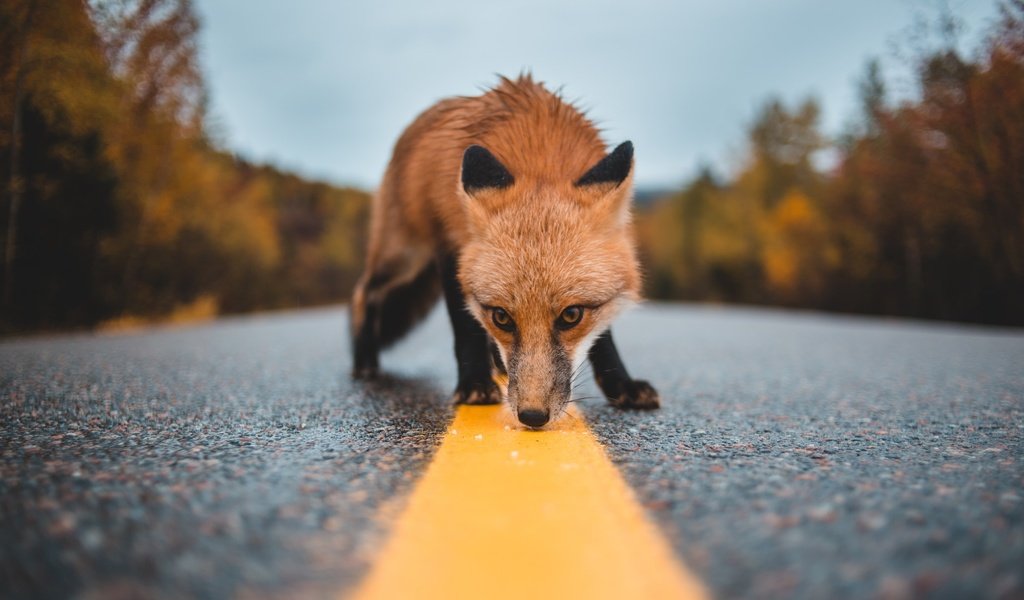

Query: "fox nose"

xmin=517 ymin=408 xmax=550 ymax=428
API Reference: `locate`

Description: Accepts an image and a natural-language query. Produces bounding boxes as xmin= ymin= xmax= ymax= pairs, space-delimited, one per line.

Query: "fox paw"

xmin=452 ymin=379 xmax=503 ymax=405
xmin=609 ymin=379 xmax=660 ymax=409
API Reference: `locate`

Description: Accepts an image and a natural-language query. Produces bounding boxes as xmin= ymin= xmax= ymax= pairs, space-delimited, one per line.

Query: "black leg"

xmin=351 ymin=265 xmax=399 ymax=379
xmin=440 ymin=254 xmax=502 ymax=405
xmin=352 ymin=301 xmax=380 ymax=378
xmin=588 ymin=329 xmax=660 ymax=409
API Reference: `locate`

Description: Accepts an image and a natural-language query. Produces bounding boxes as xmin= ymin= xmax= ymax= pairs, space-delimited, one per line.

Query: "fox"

xmin=350 ymin=74 xmax=659 ymax=428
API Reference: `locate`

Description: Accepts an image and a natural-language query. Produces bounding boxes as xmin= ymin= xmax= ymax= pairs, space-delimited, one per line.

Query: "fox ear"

xmin=461 ymin=145 xmax=514 ymax=194
xmin=575 ymin=141 xmax=633 ymax=188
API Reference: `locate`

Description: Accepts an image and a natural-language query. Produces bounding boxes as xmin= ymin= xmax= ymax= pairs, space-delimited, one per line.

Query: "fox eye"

xmin=491 ymin=307 xmax=515 ymax=332
xmin=556 ymin=306 xmax=584 ymax=330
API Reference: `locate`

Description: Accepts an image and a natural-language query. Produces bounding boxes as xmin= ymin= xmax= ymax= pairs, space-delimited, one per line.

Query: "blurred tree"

xmin=640 ymin=166 xmax=718 ymax=299
xmin=858 ymin=59 xmax=887 ymax=138
xmin=643 ymin=2 xmax=1023 ymax=325
xmin=2 ymin=0 xmax=118 ymax=310
xmin=826 ymin=1 xmax=1024 ymax=322
xmin=0 ymin=0 xmax=37 ymax=307
xmin=1 ymin=0 xmax=121 ymax=326
xmin=728 ymin=96 xmax=826 ymax=304
xmin=748 ymin=97 xmax=825 ymax=207
xmin=678 ymin=167 xmax=717 ymax=297
xmin=14 ymin=102 xmax=119 ymax=327
xmin=90 ymin=0 xmax=205 ymax=130
xmin=761 ymin=188 xmax=836 ymax=302
xmin=922 ymin=5 xmax=1024 ymax=318
xmin=642 ymin=98 xmax=827 ymax=307
xmin=88 ymin=0 xmax=209 ymax=310
xmin=5 ymin=0 xmax=1019 ymax=331
xmin=0 ymin=0 xmax=372 ymax=333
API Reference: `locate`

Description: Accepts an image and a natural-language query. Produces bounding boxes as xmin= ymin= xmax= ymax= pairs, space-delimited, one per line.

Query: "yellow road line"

xmin=353 ymin=405 xmax=707 ymax=600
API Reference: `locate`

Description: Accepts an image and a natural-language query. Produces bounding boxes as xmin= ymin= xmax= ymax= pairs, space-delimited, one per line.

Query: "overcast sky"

xmin=193 ymin=0 xmax=999 ymax=189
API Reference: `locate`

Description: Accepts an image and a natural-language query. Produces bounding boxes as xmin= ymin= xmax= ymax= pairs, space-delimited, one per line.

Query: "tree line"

xmin=640 ymin=2 xmax=1024 ymax=326
xmin=1 ymin=0 xmax=370 ymax=333
xmin=2 ymin=1 xmax=1021 ymax=332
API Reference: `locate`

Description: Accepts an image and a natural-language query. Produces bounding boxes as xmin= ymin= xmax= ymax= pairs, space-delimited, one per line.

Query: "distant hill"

xmin=632 ymin=186 xmax=679 ymax=208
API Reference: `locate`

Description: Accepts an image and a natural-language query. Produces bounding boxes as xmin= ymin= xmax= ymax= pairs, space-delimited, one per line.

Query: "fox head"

xmin=457 ymin=142 xmax=640 ymax=428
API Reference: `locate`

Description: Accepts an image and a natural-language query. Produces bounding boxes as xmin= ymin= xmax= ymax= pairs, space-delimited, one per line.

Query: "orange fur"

xmin=353 ymin=74 xmax=645 ymax=420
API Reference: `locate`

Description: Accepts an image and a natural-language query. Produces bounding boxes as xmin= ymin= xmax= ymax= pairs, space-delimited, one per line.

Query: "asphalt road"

xmin=1 ymin=304 xmax=1022 ymax=599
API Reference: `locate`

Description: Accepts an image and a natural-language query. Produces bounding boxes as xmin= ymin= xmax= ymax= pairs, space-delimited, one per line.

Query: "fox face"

xmin=457 ymin=143 xmax=640 ymax=426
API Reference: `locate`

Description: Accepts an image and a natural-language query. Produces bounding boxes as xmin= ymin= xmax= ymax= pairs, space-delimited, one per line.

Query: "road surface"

xmin=1 ymin=304 xmax=1022 ymax=598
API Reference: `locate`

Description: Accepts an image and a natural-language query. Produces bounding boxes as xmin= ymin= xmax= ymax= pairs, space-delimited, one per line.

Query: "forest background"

xmin=2 ymin=0 xmax=1022 ymax=333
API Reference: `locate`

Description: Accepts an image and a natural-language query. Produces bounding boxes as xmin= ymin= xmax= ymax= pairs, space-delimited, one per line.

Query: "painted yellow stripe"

xmin=353 ymin=405 xmax=707 ymax=600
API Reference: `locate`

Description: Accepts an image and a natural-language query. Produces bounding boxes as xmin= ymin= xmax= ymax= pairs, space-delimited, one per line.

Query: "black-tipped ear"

xmin=575 ymin=141 xmax=633 ymax=188
xmin=462 ymin=145 xmax=514 ymax=193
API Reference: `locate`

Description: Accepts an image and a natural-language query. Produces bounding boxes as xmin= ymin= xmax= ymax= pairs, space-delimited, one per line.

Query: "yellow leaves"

xmin=761 ymin=189 xmax=836 ymax=300
xmin=223 ymin=177 xmax=281 ymax=269
xmin=638 ymin=200 xmax=685 ymax=274
xmin=13 ymin=2 xmax=119 ymax=136
xmin=188 ymin=162 xmax=282 ymax=271
xmin=762 ymin=247 xmax=799 ymax=295
xmin=639 ymin=175 xmax=842 ymax=306
xmin=0 ymin=1 xmax=374 ymax=328
xmin=700 ymin=188 xmax=759 ymax=265
xmin=97 ymin=294 xmax=219 ymax=334
xmin=320 ymin=202 xmax=365 ymax=267
xmin=145 ymin=189 xmax=181 ymax=242
xmin=772 ymin=190 xmax=817 ymax=230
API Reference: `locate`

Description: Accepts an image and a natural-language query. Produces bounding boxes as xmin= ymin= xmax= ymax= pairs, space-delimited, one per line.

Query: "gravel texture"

xmin=584 ymin=305 xmax=1024 ymax=600
xmin=0 ymin=308 xmax=452 ymax=599
xmin=2 ymin=303 xmax=1022 ymax=599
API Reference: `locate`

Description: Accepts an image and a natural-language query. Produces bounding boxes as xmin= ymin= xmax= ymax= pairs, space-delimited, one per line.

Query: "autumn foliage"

xmin=1 ymin=0 xmax=369 ymax=332
xmin=2 ymin=1 xmax=1021 ymax=332
xmin=642 ymin=2 xmax=1024 ymax=326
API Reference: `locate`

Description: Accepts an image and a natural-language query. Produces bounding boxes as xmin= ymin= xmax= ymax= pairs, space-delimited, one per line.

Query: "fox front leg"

xmin=439 ymin=255 xmax=503 ymax=405
xmin=588 ymin=330 xmax=660 ymax=409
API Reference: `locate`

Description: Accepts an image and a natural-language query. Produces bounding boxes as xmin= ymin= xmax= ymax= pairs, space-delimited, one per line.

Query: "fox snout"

xmin=505 ymin=336 xmax=573 ymax=428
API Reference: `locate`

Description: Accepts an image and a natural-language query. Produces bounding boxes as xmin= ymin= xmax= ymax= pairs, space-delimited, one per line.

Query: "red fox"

xmin=351 ymin=74 xmax=659 ymax=428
